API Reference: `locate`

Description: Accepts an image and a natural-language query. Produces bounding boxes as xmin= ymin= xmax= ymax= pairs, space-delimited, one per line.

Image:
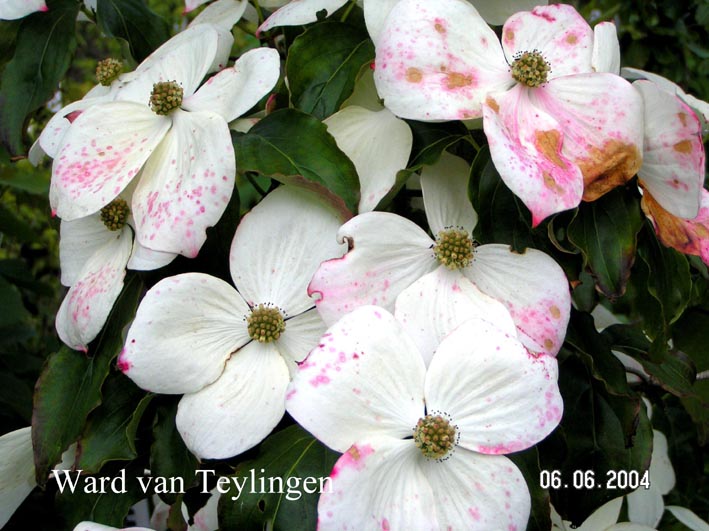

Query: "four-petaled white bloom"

xmin=118 ymin=186 xmax=346 ymax=459
xmin=49 ymin=23 xmax=280 ymax=258
xmin=287 ymin=305 xmax=563 ymax=530
xmin=374 ymin=0 xmax=644 ymax=225
xmin=310 ymin=152 xmax=571 ymax=359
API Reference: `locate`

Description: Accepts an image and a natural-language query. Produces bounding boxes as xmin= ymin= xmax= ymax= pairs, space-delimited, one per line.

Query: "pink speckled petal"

xmin=318 ymin=437 xmax=438 ymax=531
xmin=592 ymin=21 xmax=620 ymax=74
xmin=535 ymin=74 xmax=644 ymax=202
xmin=121 ymin=273 xmax=251 ymax=394
xmin=39 ymin=96 xmax=109 ymax=159
xmin=362 ymin=0 xmax=400 ymax=45
xmin=184 ymin=48 xmax=281 ymax=123
xmin=482 ymin=86 xmax=583 ymax=226
xmin=258 ymin=0 xmax=348 ymax=32
xmin=0 ymin=0 xmax=46 ymax=20
xmin=0 ymin=427 xmax=35 ymax=529
xmin=287 ymin=306 xmax=426 ymax=453
xmin=642 ymin=189 xmax=709 ymax=267
xmin=184 ymin=0 xmax=211 ymax=12
xmin=422 ymin=450 xmax=530 ymax=531
xmin=425 ymin=319 xmax=563 ymax=453
xmin=56 ymin=228 xmax=132 ymax=351
xmin=394 ymin=266 xmax=515 ymax=367
xmin=635 ymin=80 xmax=704 ymax=219
xmin=126 ymin=240 xmax=177 ymax=271
xmin=132 ymin=109 xmax=234 ymax=258
xmin=464 ymin=244 xmax=570 ymax=357
xmin=230 ymin=186 xmax=345 ymax=317
xmin=473 ymin=0 xmax=547 ymax=26
xmin=176 ymin=340 xmax=290 ymax=459
xmin=58 ymin=215 xmax=114 ymax=286
xmin=50 ymin=102 xmax=170 ymax=220
xmin=373 ymin=0 xmax=511 ymax=121
xmin=501 ymin=4 xmax=593 ymax=78
xmin=324 ymin=105 xmax=412 ymax=213
xmin=421 ymin=151 xmax=477 ymax=235
xmin=277 ymin=308 xmax=327 ymax=370
xmin=309 ymin=212 xmax=436 ymax=326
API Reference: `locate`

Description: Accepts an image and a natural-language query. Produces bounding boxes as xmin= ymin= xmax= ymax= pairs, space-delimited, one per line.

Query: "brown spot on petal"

xmin=678 ymin=112 xmax=688 ymax=126
xmin=543 ymin=171 xmax=564 ymax=194
xmin=347 ymin=446 xmax=362 ymax=461
xmin=434 ymin=22 xmax=445 ymax=33
xmin=640 ymin=190 xmax=709 ymax=255
xmin=544 ymin=338 xmax=554 ymax=350
xmin=566 ymin=34 xmax=578 ymax=44
xmin=535 ymin=130 xmax=567 ymax=169
xmin=446 ymin=72 xmax=473 ymax=89
xmin=406 ymin=67 xmax=423 ymax=83
xmin=550 ymin=305 xmax=561 ymax=319
xmin=505 ymin=29 xmax=515 ymax=42
xmin=486 ymin=96 xmax=500 ymax=113
xmin=674 ymin=140 xmax=693 ymax=154
xmin=580 ymin=140 xmax=642 ymax=201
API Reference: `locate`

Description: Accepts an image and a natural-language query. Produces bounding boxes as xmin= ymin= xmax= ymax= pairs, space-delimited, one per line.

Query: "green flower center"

xmin=414 ymin=414 xmax=457 ymax=460
xmin=433 ymin=228 xmax=475 ymax=270
xmin=96 ymin=58 xmax=123 ymax=86
xmin=149 ymin=81 xmax=183 ymax=115
xmin=100 ymin=198 xmax=129 ymax=231
xmin=511 ymin=50 xmax=550 ymax=87
xmin=247 ymin=305 xmax=285 ymax=343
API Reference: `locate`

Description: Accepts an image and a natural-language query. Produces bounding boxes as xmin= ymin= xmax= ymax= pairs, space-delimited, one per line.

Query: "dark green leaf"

xmin=681 ymin=380 xmax=709 ymax=445
xmin=567 ymin=187 xmax=644 ymax=299
xmin=672 ymin=308 xmax=709 ymax=372
xmin=76 ymin=373 xmax=152 ymax=473
xmin=286 ymin=22 xmax=374 ymax=119
xmin=406 ymin=119 xmax=470 ymax=170
xmin=233 ymin=109 xmax=360 ymax=215
xmin=96 ymin=0 xmax=170 ymax=63
xmin=603 ymin=324 xmax=695 ymax=396
xmin=32 ymin=276 xmax=143 ymax=485
xmin=0 ymin=0 xmax=79 ymax=154
xmin=469 ymin=146 xmax=538 ymax=252
xmin=218 ymin=425 xmax=339 ymax=531
xmin=55 ymin=461 xmax=147 ymax=528
xmin=150 ymin=400 xmax=199 ymax=505
xmin=539 ymin=351 xmax=652 ymax=525
xmin=635 ymin=230 xmax=692 ymax=336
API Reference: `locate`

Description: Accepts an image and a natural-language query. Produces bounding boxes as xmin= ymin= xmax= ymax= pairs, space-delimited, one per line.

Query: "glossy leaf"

xmin=287 ymin=22 xmax=374 ymax=120
xmin=233 ymin=109 xmax=360 ymax=215
xmin=96 ymin=0 xmax=170 ymax=63
xmin=76 ymin=373 xmax=153 ymax=473
xmin=32 ymin=276 xmax=143 ymax=485
xmin=0 ymin=0 xmax=79 ymax=154
xmin=218 ymin=425 xmax=339 ymax=531
xmin=567 ymin=187 xmax=644 ymax=300
xmin=151 ymin=400 xmax=199 ymax=505
xmin=406 ymin=119 xmax=470 ymax=170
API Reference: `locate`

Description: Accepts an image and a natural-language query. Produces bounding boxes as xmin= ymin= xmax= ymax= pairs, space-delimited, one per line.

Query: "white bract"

xmin=310 ymin=151 xmax=571 ymax=358
xmin=0 ymin=427 xmax=35 ymax=528
xmin=552 ymin=497 xmax=657 ymax=531
xmin=55 ymin=186 xmax=176 ymax=352
xmin=374 ymin=0 xmax=643 ymax=225
xmin=118 ymin=186 xmax=346 ymax=459
xmin=0 ymin=0 xmax=47 ymax=20
xmin=287 ymin=305 xmax=563 ymax=530
xmin=324 ymin=69 xmax=412 ymax=213
xmin=49 ymin=24 xmax=280 ymax=258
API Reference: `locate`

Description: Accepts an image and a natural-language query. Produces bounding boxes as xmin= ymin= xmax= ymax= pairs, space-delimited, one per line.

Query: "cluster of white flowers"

xmin=1 ymin=0 xmax=707 ymax=529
